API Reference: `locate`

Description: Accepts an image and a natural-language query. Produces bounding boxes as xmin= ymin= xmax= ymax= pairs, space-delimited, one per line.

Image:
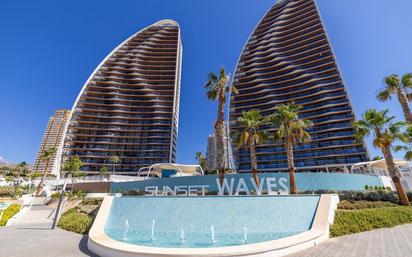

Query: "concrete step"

xmin=14 ymin=208 xmax=55 ymax=225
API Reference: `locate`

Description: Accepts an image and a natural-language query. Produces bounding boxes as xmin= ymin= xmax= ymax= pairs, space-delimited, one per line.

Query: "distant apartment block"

xmin=33 ymin=109 xmax=70 ymax=178
xmin=206 ymin=123 xmax=234 ymax=170
xmin=63 ymin=20 xmax=182 ymax=174
xmin=229 ymin=0 xmax=369 ymax=173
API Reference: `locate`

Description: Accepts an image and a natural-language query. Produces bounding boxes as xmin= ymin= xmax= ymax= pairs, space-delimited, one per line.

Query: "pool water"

xmin=0 ymin=202 xmax=10 ymax=210
xmin=105 ymin=196 xmax=320 ymax=248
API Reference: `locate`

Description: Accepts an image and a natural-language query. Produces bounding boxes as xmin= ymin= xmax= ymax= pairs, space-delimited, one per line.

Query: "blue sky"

xmin=0 ymin=0 xmax=411 ymax=164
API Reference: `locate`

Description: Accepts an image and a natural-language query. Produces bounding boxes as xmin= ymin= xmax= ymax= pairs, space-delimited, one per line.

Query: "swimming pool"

xmin=104 ymin=196 xmax=320 ymax=248
xmin=0 ymin=202 xmax=10 ymax=210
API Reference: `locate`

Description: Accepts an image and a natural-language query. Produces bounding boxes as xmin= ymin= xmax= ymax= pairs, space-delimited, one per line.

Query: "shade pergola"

xmin=351 ymin=159 xmax=410 ymax=175
xmin=137 ymin=163 xmax=204 ymax=179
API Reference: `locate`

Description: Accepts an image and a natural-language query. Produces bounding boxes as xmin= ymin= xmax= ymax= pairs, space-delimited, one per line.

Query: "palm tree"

xmin=110 ymin=155 xmax=120 ymax=173
xmin=236 ymin=110 xmax=267 ymax=186
xmin=62 ymin=155 xmax=83 ymax=191
xmin=12 ymin=161 xmax=27 ymax=198
xmin=353 ymin=109 xmax=410 ymax=205
xmin=195 ymin=152 xmax=207 ymax=172
xmin=204 ymin=67 xmax=238 ymax=184
xmin=35 ymin=147 xmax=57 ymax=196
xmin=266 ymin=103 xmax=312 ymax=194
xmin=377 ymin=73 xmax=412 ymax=122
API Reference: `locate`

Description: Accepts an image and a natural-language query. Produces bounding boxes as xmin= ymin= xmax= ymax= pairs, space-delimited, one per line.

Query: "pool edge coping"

xmin=88 ymin=194 xmax=339 ymax=257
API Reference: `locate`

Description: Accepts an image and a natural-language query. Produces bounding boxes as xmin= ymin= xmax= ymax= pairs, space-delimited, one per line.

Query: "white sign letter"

xmin=267 ymin=177 xmax=278 ymax=195
xmin=216 ymin=178 xmax=235 ymax=195
xmin=251 ymin=177 xmax=264 ymax=195
xmin=279 ymin=177 xmax=289 ymax=195
xmin=235 ymin=178 xmax=251 ymax=195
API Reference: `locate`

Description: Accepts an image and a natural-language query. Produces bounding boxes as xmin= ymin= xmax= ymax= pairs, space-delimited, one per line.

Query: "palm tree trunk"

xmin=12 ymin=169 xmax=22 ymax=198
xmin=216 ymin=93 xmax=226 ymax=185
xmin=381 ymin=145 xmax=409 ymax=205
xmin=285 ymin=139 xmax=297 ymax=194
xmin=35 ymin=159 xmax=51 ymax=196
xmin=249 ymin=141 xmax=260 ymax=187
xmin=397 ymin=92 xmax=412 ymax=122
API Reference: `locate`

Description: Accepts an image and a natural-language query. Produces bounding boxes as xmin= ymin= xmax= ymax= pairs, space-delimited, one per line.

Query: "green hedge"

xmin=0 ymin=204 xmax=21 ymax=226
xmin=330 ymin=206 xmax=412 ymax=237
xmin=0 ymin=187 xmax=14 ymax=197
xmin=58 ymin=208 xmax=94 ymax=234
xmin=338 ymin=200 xmax=399 ymax=210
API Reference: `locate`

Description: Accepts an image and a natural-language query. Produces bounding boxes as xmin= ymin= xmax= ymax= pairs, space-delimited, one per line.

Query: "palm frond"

xmin=376 ymin=89 xmax=392 ymax=102
xmin=384 ymin=74 xmax=400 ymax=91
xmin=207 ymin=90 xmax=217 ymax=100
xmin=401 ymin=73 xmax=412 ymax=89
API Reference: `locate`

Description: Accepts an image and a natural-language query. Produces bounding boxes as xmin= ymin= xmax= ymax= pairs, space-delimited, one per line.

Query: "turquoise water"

xmin=105 ymin=196 xmax=320 ymax=248
xmin=0 ymin=202 xmax=10 ymax=210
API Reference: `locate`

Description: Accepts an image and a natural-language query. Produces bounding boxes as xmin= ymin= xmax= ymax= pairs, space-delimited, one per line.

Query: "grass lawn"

xmin=0 ymin=204 xmax=21 ymax=226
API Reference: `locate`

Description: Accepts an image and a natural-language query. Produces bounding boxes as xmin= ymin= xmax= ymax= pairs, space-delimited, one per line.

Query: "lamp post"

xmin=52 ymin=179 xmax=67 ymax=229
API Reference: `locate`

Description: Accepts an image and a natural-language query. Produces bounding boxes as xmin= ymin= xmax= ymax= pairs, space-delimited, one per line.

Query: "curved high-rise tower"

xmin=230 ymin=0 xmax=369 ymax=172
xmin=63 ymin=20 xmax=182 ymax=174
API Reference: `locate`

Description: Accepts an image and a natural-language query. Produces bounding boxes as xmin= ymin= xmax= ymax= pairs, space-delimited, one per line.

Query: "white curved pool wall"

xmin=88 ymin=195 xmax=339 ymax=257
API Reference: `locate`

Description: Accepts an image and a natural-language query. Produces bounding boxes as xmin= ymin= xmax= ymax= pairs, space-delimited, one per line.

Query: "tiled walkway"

xmin=0 ymin=223 xmax=411 ymax=256
xmin=287 ymin=224 xmax=412 ymax=257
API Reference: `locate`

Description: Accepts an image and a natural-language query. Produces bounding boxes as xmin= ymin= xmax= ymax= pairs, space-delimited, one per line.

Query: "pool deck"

xmin=0 ymin=224 xmax=97 ymax=257
xmin=0 ymin=222 xmax=411 ymax=256
xmin=287 ymin=224 xmax=412 ymax=257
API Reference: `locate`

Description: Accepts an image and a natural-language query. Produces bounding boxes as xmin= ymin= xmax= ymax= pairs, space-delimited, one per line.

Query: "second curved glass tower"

xmin=230 ymin=0 xmax=369 ymax=172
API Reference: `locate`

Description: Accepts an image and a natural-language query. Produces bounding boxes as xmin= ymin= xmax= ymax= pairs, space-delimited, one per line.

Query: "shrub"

xmin=0 ymin=204 xmax=21 ymax=226
xmin=81 ymin=198 xmax=103 ymax=206
xmin=51 ymin=190 xmax=86 ymax=201
xmin=0 ymin=187 xmax=13 ymax=197
xmin=364 ymin=185 xmax=369 ymax=190
xmin=339 ymin=190 xmax=399 ymax=204
xmin=338 ymin=200 xmax=398 ymax=210
xmin=58 ymin=208 xmax=94 ymax=234
xmin=330 ymin=206 xmax=412 ymax=237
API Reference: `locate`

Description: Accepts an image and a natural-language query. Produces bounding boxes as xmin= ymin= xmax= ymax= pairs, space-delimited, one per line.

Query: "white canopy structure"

xmin=351 ymin=159 xmax=412 ymax=191
xmin=137 ymin=163 xmax=204 ymax=179
xmin=350 ymin=159 xmax=411 ymax=176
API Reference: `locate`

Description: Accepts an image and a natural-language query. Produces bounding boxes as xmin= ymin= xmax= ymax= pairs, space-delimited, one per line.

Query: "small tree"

xmin=99 ymin=166 xmax=109 ymax=178
xmin=110 ymin=155 xmax=120 ymax=173
xmin=35 ymin=147 xmax=57 ymax=196
xmin=62 ymin=155 xmax=83 ymax=191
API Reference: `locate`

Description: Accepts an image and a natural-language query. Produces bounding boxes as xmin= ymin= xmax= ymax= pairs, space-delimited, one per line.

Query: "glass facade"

xmin=63 ymin=20 xmax=182 ymax=174
xmin=230 ymin=0 xmax=369 ymax=172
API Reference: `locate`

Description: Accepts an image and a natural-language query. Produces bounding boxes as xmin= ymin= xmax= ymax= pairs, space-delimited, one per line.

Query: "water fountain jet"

xmin=210 ymin=225 xmax=215 ymax=244
xmin=180 ymin=229 xmax=185 ymax=244
xmin=151 ymin=219 xmax=156 ymax=241
xmin=243 ymin=226 xmax=248 ymax=243
xmin=123 ymin=219 xmax=129 ymax=241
